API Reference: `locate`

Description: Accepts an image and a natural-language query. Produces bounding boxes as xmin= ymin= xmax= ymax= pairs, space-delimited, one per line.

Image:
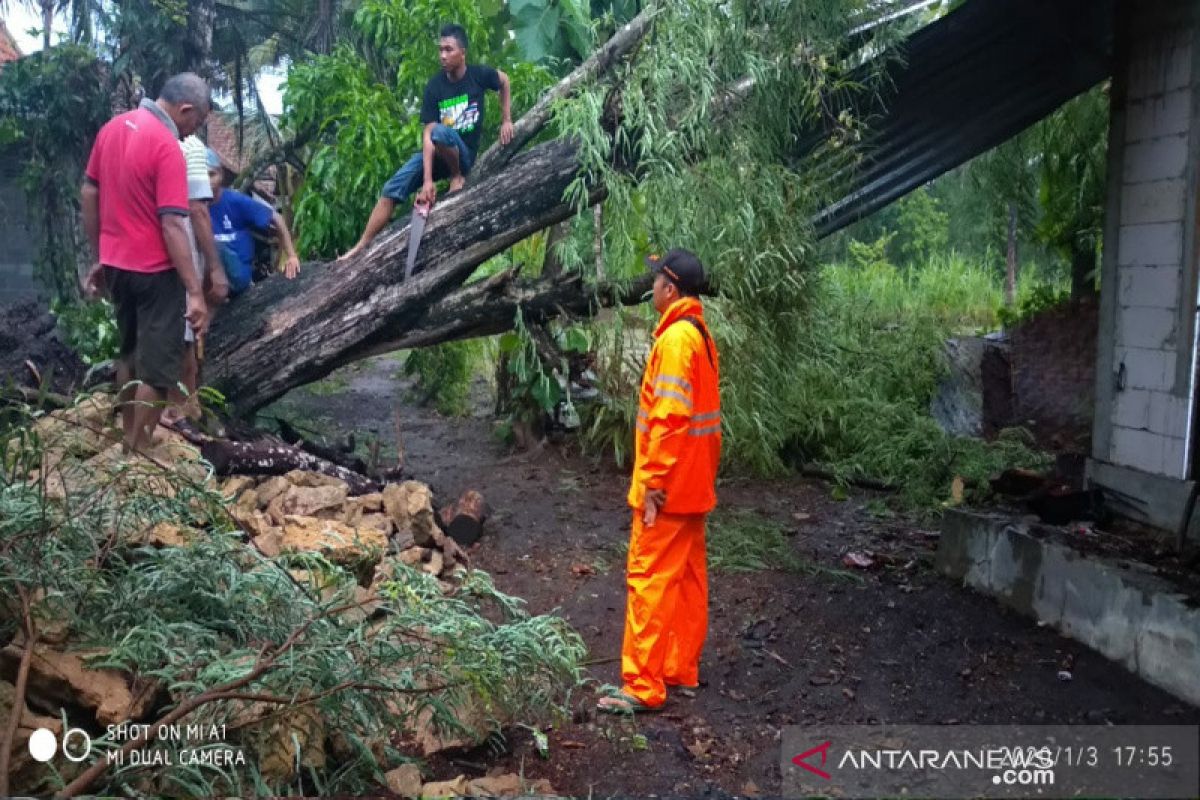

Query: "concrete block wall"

xmin=0 ymin=151 xmax=39 ymax=305
xmin=1099 ymin=19 xmax=1198 ymax=480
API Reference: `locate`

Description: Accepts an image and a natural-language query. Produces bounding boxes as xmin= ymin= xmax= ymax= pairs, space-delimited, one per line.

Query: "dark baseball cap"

xmin=645 ymin=248 xmax=707 ymax=295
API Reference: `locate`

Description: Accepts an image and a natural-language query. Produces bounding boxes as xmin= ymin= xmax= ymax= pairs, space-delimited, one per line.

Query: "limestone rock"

xmin=385 ymin=763 xmax=424 ymax=798
xmin=0 ymin=643 xmax=157 ymax=726
xmin=259 ymin=704 xmax=325 ymax=783
xmin=234 ymin=488 xmax=260 ymax=512
xmin=28 ymin=589 xmax=72 ymax=645
xmin=398 ymin=547 xmax=426 ymax=566
xmin=255 ymin=475 xmax=292 ymax=508
xmin=422 ymin=551 xmax=444 ymax=577
xmin=232 ymin=508 xmax=278 ymax=541
xmin=421 ymin=775 xmax=472 ymax=798
xmin=269 ymin=484 xmax=348 ymax=520
xmin=139 ymin=521 xmax=193 ymax=548
xmin=284 ymin=470 xmax=349 ymax=490
xmin=382 ymin=481 xmax=441 ymax=547
xmin=358 ymin=512 xmax=393 ymax=535
xmin=340 ymin=585 xmax=381 ymax=624
xmin=358 ymin=492 xmax=384 ymax=512
xmin=1 ymin=679 xmax=66 ymax=794
xmin=469 ymin=772 xmax=554 ymax=797
xmin=280 ymin=516 xmax=387 ymax=565
xmin=220 ymin=475 xmax=257 ymax=499
xmin=254 ymin=527 xmax=284 ymax=558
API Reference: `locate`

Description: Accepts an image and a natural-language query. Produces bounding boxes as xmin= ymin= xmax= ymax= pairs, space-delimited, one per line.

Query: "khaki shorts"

xmin=104 ymin=266 xmax=185 ymax=391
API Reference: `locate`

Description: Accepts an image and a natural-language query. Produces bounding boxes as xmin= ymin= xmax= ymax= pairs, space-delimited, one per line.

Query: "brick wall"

xmin=1004 ymin=299 xmax=1099 ymax=451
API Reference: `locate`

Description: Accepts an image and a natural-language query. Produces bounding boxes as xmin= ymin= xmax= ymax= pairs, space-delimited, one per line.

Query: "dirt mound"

xmin=0 ymin=300 xmax=87 ymax=393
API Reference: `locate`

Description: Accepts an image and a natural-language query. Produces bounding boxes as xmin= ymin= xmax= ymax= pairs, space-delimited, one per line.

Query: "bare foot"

xmin=449 ymin=175 xmax=465 ymax=193
xmin=337 ymin=243 xmax=364 ymax=262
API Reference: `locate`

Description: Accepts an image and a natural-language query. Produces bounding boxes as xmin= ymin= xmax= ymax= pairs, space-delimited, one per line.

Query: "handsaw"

xmin=404 ymin=199 xmax=432 ymax=280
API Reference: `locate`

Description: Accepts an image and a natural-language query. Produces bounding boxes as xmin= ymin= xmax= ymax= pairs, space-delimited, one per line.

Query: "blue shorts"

xmin=381 ymin=124 xmax=475 ymax=202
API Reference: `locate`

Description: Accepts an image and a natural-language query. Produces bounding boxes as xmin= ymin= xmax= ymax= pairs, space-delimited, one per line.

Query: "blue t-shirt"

xmin=210 ymin=189 xmax=274 ymax=292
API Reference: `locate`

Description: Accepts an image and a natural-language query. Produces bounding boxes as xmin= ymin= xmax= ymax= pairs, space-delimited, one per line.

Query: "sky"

xmin=4 ymin=5 xmax=288 ymax=115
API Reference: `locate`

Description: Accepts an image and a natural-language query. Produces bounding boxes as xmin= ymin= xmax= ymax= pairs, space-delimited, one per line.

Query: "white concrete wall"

xmin=1104 ymin=26 xmax=1197 ymax=478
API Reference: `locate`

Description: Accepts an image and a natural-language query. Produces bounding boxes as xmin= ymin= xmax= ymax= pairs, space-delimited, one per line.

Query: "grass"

xmin=707 ymin=508 xmax=860 ymax=582
xmin=304 ymin=372 xmax=351 ymax=396
xmin=714 ymin=249 xmax=1059 ymax=509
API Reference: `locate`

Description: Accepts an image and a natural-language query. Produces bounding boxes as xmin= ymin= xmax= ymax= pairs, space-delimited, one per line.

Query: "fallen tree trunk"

xmin=357 ymin=268 xmax=651 ymax=357
xmin=199 ymin=439 xmax=380 ymax=495
xmin=205 ymin=138 xmax=594 ymax=415
xmin=202 ymin=9 xmax=662 ymax=416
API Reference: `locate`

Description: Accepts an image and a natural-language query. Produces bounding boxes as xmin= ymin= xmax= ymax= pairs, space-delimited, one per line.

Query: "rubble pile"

xmin=2 ymin=394 xmax=567 ymax=799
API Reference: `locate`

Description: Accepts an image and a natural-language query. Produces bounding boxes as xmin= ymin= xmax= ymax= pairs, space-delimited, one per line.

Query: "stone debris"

xmin=5 ymin=397 xmax=501 ymax=795
xmin=419 ymin=771 xmax=556 ymax=798
xmin=218 ymin=472 xmax=471 ymax=580
xmin=0 ymin=642 xmax=157 ymax=726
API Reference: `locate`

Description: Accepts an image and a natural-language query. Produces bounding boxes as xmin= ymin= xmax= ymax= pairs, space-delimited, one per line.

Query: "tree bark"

xmin=470 ymin=6 xmax=656 ymax=182
xmin=199 ymin=438 xmax=380 ymax=495
xmin=205 ymin=139 xmax=601 ymax=415
xmin=438 ymin=489 xmax=489 ymax=547
xmin=40 ymin=0 xmax=52 ymax=50
xmin=184 ymin=0 xmax=216 ymax=79
xmin=1005 ymin=202 xmax=1017 ymax=306
xmin=1070 ymin=245 xmax=1095 ymax=299
xmin=203 ymin=11 xmax=661 ymax=415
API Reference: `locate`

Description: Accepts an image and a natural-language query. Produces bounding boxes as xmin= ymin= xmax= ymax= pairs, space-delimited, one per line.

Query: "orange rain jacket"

xmin=627 ymin=297 xmax=721 ymax=515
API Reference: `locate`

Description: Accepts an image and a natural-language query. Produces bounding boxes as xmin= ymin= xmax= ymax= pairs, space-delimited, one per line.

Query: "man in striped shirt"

xmin=163 ymin=133 xmax=229 ymax=424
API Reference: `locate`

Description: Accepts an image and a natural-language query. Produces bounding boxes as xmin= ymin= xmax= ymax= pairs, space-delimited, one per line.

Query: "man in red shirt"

xmin=81 ymin=73 xmax=211 ymax=452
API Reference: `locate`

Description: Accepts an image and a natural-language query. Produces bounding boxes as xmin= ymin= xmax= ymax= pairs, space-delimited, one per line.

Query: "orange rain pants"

xmin=620 ymin=509 xmax=709 ymax=707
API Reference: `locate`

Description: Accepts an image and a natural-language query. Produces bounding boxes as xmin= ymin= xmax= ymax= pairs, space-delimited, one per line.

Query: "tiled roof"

xmin=0 ymin=19 xmax=23 ymax=65
xmin=203 ymin=113 xmax=277 ymax=201
xmin=203 ymin=114 xmax=250 ymax=173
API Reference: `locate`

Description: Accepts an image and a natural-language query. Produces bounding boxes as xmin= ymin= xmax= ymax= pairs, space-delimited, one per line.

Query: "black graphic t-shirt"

xmin=420 ymin=65 xmax=501 ymax=155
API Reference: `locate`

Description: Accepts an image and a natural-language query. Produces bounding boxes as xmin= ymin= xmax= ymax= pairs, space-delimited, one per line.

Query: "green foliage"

xmin=508 ymin=0 xmax=594 ymax=66
xmin=493 ymin=314 xmax=592 ymax=444
xmin=578 ymin=312 xmax=642 ymax=468
xmin=404 ymin=341 xmax=476 ymax=416
xmin=996 ymin=280 xmax=1072 ymax=329
xmin=713 ymin=251 xmax=1048 ymax=508
xmin=285 ymin=45 xmax=415 ymax=257
xmin=890 ymin=187 xmax=949 ymax=266
xmin=106 ymin=0 xmax=192 ymax=95
xmin=1033 ymin=86 xmax=1108 ymax=290
xmin=0 ymin=45 xmax=110 ymax=303
xmin=284 ymin=0 xmax=554 ymax=258
xmin=1 ymin=393 xmax=584 ymax=796
xmin=51 ymin=298 xmax=119 ymax=365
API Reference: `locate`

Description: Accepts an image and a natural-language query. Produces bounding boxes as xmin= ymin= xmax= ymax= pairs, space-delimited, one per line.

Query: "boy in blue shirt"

xmin=206 ymin=149 xmax=301 ymax=293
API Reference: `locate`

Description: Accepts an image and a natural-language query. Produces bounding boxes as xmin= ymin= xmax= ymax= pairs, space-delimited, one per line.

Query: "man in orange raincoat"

xmin=599 ymin=248 xmax=721 ymax=713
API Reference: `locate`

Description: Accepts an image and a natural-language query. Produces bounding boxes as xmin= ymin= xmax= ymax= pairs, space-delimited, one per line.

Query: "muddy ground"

xmin=0 ymin=300 xmax=87 ymax=393
xmin=263 ymin=354 xmax=1200 ymax=798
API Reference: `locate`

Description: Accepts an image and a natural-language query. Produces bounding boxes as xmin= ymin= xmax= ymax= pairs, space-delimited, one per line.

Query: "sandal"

xmin=596 ymin=687 xmax=663 ymax=714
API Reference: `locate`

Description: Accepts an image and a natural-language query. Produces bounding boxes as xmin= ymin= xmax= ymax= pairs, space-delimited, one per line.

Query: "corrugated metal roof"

xmin=807 ymin=0 xmax=1115 ymax=238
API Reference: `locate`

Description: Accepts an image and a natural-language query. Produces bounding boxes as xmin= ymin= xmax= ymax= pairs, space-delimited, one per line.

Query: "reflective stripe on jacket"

xmin=627 ymin=296 xmax=721 ymax=515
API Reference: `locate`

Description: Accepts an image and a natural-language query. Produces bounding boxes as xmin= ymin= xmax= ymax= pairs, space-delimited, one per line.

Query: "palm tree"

xmin=0 ymin=0 xmax=96 ymax=50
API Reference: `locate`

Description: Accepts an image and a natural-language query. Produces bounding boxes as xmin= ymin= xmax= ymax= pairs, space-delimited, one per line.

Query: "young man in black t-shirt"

xmin=339 ymin=24 xmax=513 ymax=261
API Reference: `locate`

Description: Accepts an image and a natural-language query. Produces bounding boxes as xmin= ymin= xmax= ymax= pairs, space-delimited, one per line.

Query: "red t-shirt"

xmin=85 ymin=107 xmax=188 ymax=273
